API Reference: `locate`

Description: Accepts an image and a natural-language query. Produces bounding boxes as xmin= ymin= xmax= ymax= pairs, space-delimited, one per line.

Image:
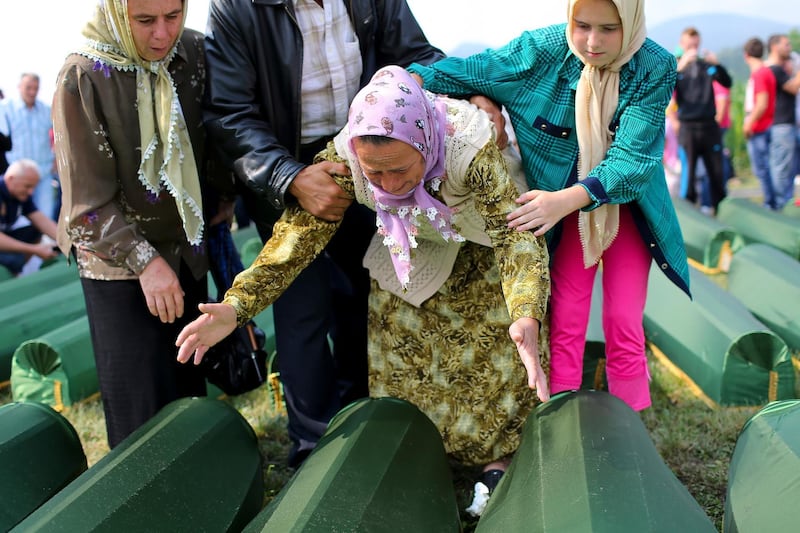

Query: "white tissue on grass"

xmin=465 ymin=481 xmax=490 ymax=517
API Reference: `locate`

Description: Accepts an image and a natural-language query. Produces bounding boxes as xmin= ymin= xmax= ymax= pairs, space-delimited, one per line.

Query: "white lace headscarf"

xmin=566 ymin=0 xmax=646 ymax=266
xmin=77 ymin=0 xmax=203 ymax=246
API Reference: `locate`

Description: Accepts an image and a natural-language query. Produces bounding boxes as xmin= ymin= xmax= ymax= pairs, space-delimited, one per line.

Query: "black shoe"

xmin=480 ymin=469 xmax=505 ymax=493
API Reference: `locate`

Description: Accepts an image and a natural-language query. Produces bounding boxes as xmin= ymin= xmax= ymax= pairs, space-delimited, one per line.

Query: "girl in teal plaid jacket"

xmin=410 ymin=0 xmax=690 ymax=412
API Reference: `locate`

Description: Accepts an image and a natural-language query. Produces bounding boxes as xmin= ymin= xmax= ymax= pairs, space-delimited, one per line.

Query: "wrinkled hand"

xmin=509 ymin=317 xmax=550 ymax=402
xmin=139 ymin=256 xmax=184 ymax=323
xmin=507 ymin=188 xmax=582 ymax=236
xmin=32 ymin=242 xmax=59 ymax=260
xmin=288 ymin=162 xmax=353 ymax=221
xmin=175 ymin=302 xmax=238 ymax=365
xmin=470 ymin=95 xmax=508 ymax=150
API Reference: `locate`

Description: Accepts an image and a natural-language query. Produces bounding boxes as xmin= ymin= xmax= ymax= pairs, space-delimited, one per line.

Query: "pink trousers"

xmin=549 ymin=205 xmax=653 ymax=411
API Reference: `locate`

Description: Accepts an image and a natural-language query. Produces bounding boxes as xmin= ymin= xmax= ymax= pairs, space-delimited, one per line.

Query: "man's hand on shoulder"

xmin=288 ymin=162 xmax=353 ymax=222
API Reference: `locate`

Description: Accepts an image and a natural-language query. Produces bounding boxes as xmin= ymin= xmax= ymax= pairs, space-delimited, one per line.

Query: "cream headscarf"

xmin=566 ymin=0 xmax=646 ymax=267
xmin=77 ymin=0 xmax=203 ymax=246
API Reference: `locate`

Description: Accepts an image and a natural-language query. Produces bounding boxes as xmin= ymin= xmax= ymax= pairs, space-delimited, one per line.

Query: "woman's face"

xmin=127 ymin=0 xmax=184 ymax=61
xmin=353 ymin=137 xmax=426 ymax=196
xmin=571 ymin=0 xmax=623 ymax=68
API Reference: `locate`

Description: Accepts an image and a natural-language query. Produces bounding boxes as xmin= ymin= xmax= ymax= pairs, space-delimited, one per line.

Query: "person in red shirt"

xmin=743 ymin=37 xmax=777 ymax=210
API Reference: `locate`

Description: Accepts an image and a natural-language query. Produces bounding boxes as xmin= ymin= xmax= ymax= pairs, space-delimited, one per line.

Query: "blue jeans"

xmin=747 ymin=130 xmax=775 ymax=210
xmin=794 ymin=126 xmax=800 ymax=179
xmin=770 ymin=124 xmax=797 ymax=209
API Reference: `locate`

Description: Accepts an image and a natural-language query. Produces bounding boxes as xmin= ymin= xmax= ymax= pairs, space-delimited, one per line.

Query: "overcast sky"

xmin=0 ymin=0 xmax=796 ymax=103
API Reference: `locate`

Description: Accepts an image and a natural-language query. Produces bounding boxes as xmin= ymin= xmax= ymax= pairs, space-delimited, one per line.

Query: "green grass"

xmin=3 ymin=348 xmax=793 ymax=532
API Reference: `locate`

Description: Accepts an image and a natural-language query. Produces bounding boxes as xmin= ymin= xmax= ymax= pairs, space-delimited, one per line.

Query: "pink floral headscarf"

xmin=348 ymin=66 xmax=464 ymax=288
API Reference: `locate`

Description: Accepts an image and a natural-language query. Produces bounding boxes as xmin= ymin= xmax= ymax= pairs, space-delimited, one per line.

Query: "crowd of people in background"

xmin=666 ymin=26 xmax=800 ymax=213
xmin=0 ymin=73 xmax=60 ymax=277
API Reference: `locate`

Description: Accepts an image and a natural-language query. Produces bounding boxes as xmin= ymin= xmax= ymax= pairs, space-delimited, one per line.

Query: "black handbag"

xmin=201 ymin=320 xmax=267 ymax=396
xmin=203 ymin=221 xmax=268 ymax=395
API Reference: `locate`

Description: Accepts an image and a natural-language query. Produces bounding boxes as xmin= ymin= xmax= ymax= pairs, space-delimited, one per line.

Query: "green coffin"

xmin=244 ymin=397 xmax=461 ymax=532
xmin=476 ymin=390 xmax=715 ymax=533
xmin=673 ymin=197 xmax=745 ymax=272
xmin=727 ymin=243 xmax=800 ymax=351
xmin=717 ymin=197 xmax=800 ymax=260
xmin=0 ymin=259 xmax=77 ymax=311
xmin=12 ymin=397 xmax=263 ymax=533
xmin=11 ymin=316 xmax=98 ymax=410
xmin=0 ymin=402 xmax=87 ymax=531
xmin=643 ymin=264 xmax=794 ymax=406
xmin=0 ymin=281 xmax=86 ymax=383
xmin=724 ymin=400 xmax=800 ymax=533
xmin=0 ymin=265 xmax=13 ymax=282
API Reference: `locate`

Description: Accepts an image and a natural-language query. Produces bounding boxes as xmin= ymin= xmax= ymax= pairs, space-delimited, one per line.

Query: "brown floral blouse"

xmin=52 ymin=30 xmax=215 ymax=281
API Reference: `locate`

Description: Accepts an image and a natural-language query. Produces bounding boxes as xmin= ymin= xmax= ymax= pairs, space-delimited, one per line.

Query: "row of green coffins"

xmin=256 ymin=394 xmax=799 ymax=532
xmin=717 ymin=197 xmax=800 ymax=260
xmin=674 ymin=197 xmax=800 ymax=272
xmin=3 ymin=392 xmax=718 ymax=532
xmin=671 ymin=195 xmax=800 ymax=352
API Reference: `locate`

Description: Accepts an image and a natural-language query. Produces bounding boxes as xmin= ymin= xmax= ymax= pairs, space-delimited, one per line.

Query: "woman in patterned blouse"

xmin=52 ymin=0 xmax=218 ymax=448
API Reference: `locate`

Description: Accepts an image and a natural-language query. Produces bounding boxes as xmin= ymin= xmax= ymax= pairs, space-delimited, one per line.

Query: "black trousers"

xmin=80 ymin=263 xmax=207 ymax=448
xmin=678 ymin=120 xmax=727 ymax=209
xmin=262 ymin=138 xmax=373 ymax=467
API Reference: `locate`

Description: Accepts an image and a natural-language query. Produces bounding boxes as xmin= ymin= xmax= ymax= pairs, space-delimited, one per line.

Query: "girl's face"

xmin=571 ymin=0 xmax=623 ymax=68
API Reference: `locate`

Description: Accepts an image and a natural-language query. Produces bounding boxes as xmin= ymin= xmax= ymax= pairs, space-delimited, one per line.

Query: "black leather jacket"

xmin=203 ymin=0 xmax=444 ymax=231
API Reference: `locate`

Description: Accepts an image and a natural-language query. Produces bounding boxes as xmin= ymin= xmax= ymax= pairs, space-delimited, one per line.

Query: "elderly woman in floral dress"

xmin=177 ymin=65 xmax=550 ymax=509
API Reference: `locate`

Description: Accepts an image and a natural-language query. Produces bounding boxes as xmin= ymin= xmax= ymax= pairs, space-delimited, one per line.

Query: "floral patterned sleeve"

xmin=465 ymin=141 xmax=550 ymax=322
xmin=53 ymin=62 xmax=157 ymax=275
xmin=223 ymin=143 xmax=352 ymax=325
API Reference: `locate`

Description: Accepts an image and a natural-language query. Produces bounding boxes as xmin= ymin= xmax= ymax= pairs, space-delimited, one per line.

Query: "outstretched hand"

xmin=509 ymin=317 xmax=550 ymax=402
xmin=175 ymin=302 xmax=238 ymax=365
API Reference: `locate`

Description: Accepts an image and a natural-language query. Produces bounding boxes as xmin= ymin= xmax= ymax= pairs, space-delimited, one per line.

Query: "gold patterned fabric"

xmin=368 ymin=241 xmax=549 ymax=464
xmin=225 ymin=132 xmax=549 ymax=466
